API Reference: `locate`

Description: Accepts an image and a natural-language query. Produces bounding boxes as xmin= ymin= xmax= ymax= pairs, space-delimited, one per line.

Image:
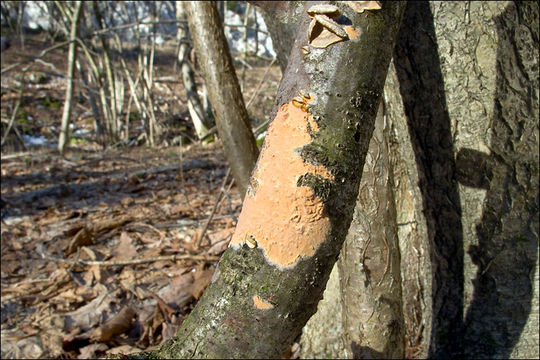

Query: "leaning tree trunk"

xmin=137 ymin=2 xmax=405 ymax=358
xmin=184 ymin=1 xmax=259 ymax=199
xmin=57 ymin=1 xmax=83 ymax=155
xmin=175 ymin=2 xmax=214 ymax=141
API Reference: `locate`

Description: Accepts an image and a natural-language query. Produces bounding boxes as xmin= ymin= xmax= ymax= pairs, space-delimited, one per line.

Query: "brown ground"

xmin=1 ymin=31 xmax=281 ymax=358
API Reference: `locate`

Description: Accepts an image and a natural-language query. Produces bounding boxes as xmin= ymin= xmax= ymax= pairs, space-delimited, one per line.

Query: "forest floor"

xmin=1 ymin=32 xmax=282 ymax=358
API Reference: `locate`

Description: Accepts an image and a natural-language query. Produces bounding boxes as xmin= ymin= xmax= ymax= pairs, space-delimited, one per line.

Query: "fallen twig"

xmin=39 ymin=250 xmax=220 ymax=267
xmin=245 ymin=57 xmax=276 ymax=109
xmin=195 ymin=168 xmax=231 ymax=249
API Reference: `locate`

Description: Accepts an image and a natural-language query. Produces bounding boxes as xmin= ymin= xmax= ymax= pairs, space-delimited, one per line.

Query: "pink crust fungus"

xmin=229 ymin=100 xmax=333 ymax=268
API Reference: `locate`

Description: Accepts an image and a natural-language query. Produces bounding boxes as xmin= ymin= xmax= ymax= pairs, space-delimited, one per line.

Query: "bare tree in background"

xmin=57 ymin=1 xmax=83 ymax=155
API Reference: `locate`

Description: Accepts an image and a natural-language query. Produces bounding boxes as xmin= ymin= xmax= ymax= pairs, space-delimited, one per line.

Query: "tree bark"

xmin=57 ymin=1 xmax=83 ymax=155
xmin=391 ymin=1 xmax=539 ymax=358
xmin=300 ymin=2 xmax=538 ymax=359
xmin=184 ymin=1 xmax=259 ymax=199
xmin=141 ymin=2 xmax=405 ymax=358
xmin=338 ymin=102 xmax=404 ymax=359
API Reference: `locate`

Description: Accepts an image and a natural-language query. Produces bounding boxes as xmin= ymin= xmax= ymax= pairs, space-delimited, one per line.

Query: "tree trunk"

xmin=252 ymin=1 xmax=300 ymax=73
xmin=391 ymin=2 xmax=539 ymax=358
xmin=184 ymin=1 xmax=259 ymax=199
xmin=57 ymin=1 xmax=83 ymax=155
xmin=299 ymin=2 xmax=538 ymax=359
xmin=337 ymin=102 xmax=404 ymax=359
xmin=175 ymin=2 xmax=214 ymax=142
xmin=140 ymin=2 xmax=405 ymax=358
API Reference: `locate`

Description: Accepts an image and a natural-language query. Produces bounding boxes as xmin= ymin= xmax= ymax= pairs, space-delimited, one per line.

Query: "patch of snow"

xmin=11 ymin=1 xmax=275 ymax=59
xmin=22 ymin=134 xmax=48 ymax=146
xmin=73 ymin=128 xmax=90 ymax=136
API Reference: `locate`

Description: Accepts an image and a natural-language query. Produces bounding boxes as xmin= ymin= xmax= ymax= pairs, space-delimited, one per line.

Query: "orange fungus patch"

xmin=344 ymin=26 xmax=361 ymax=40
xmin=229 ymin=102 xmax=333 ymax=268
xmin=253 ymin=295 xmax=274 ymax=310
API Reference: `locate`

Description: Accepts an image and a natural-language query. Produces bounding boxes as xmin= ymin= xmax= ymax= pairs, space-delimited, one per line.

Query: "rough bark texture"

xmin=385 ymin=59 xmax=432 ymax=358
xmin=140 ymin=2 xmax=405 ymax=358
xmin=391 ymin=1 xmax=539 ymax=358
xmin=184 ymin=2 xmax=259 ymax=199
xmin=338 ymin=103 xmax=404 ymax=359
xmin=300 ymin=2 xmax=538 ymax=359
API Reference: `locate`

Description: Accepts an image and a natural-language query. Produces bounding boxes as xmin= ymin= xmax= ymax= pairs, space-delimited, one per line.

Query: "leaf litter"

xmin=1 ymin=144 xmax=243 ymax=358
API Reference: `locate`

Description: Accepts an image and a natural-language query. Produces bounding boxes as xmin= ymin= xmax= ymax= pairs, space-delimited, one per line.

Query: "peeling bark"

xmin=138 ymin=2 xmax=406 ymax=358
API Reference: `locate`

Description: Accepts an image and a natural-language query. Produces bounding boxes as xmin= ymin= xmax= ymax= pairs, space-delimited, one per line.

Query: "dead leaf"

xmin=120 ymin=197 xmax=135 ymax=207
xmin=346 ymin=1 xmax=382 ymax=13
xmin=114 ymin=232 xmax=138 ymax=260
xmin=78 ymin=343 xmax=108 ymax=359
xmin=185 ymin=266 xmax=214 ymax=300
xmin=107 ymin=344 xmax=142 ymax=357
xmin=65 ymin=226 xmax=93 ymax=255
xmin=64 ymin=290 xmax=114 ymax=333
xmin=90 ymin=306 xmax=136 ymax=343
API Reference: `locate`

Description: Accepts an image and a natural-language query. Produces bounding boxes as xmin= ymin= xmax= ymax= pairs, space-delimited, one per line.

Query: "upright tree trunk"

xmin=58 ymin=1 xmax=83 ymax=155
xmin=184 ymin=1 xmax=259 ymax=199
xmin=300 ymin=2 xmax=538 ymax=359
xmin=337 ymin=102 xmax=404 ymax=359
xmin=140 ymin=2 xmax=405 ymax=358
xmin=391 ymin=2 xmax=539 ymax=358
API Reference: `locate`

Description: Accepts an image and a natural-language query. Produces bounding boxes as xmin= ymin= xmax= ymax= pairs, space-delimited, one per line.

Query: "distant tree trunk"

xmin=184 ymin=1 xmax=259 ymax=199
xmin=252 ymin=1 xmax=299 ymax=73
xmin=175 ymin=2 xmax=214 ymax=142
xmin=138 ymin=2 xmax=405 ymax=358
xmin=58 ymin=1 xmax=83 ymax=155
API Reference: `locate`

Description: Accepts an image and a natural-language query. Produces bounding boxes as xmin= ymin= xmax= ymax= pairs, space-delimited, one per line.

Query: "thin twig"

xmin=41 ymin=252 xmax=220 ymax=267
xmin=246 ymin=57 xmax=276 ymax=109
xmin=1 ymin=87 xmax=24 ymax=147
xmin=196 ymin=168 xmax=231 ymax=249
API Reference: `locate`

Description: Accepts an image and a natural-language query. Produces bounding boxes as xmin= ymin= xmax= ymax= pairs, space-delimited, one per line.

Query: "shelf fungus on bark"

xmin=307 ymin=4 xmax=348 ymax=49
xmin=345 ymin=1 xmax=382 ymax=14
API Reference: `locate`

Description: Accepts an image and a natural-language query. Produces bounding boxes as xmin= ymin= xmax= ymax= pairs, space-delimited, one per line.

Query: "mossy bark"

xmin=138 ymin=2 xmax=406 ymax=358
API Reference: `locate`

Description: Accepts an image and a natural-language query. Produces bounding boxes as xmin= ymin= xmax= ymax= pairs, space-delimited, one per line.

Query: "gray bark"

xmin=300 ymin=2 xmax=538 ymax=359
xmin=391 ymin=1 xmax=539 ymax=358
xmin=338 ymin=102 xmax=404 ymax=359
xmin=136 ymin=2 xmax=405 ymax=358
